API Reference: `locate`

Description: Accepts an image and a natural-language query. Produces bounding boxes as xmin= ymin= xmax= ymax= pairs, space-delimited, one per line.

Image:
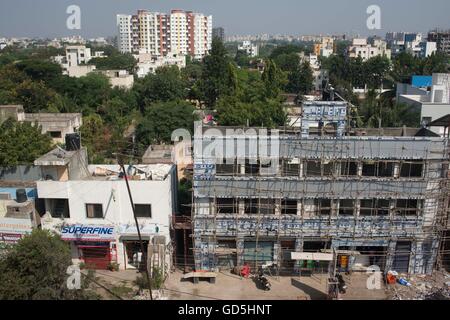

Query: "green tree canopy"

xmin=134 ymin=65 xmax=187 ymax=111
xmin=135 ymin=100 xmax=198 ymax=152
xmin=0 ymin=119 xmax=52 ymax=166
xmin=200 ymin=38 xmax=233 ymax=108
xmin=0 ymin=229 xmax=97 ymax=300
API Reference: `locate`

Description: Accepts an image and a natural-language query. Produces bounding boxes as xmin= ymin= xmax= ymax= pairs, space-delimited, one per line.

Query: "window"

xmin=245 ymin=159 xmax=260 ymax=176
xmin=282 ymin=159 xmax=300 ymax=177
xmin=360 ymin=199 xmax=389 ymax=216
xmin=49 ymin=131 xmax=62 ymax=138
xmin=216 ymin=198 xmax=237 ymax=214
xmin=281 ymin=199 xmax=297 ymax=215
xmin=86 ymin=204 xmax=103 ymax=218
xmin=340 ymin=161 xmax=358 ymax=176
xmin=50 ymin=199 xmax=70 ymax=218
xmin=395 ymin=199 xmax=422 ymax=216
xmin=400 ymin=161 xmax=423 ymax=178
xmin=362 ymin=161 xmax=393 ymax=177
xmin=306 ymin=161 xmax=321 ymax=176
xmin=135 ymin=204 xmax=152 ymax=218
xmin=339 ymin=199 xmax=354 ymax=216
xmin=216 ymin=159 xmax=237 ymax=175
xmin=318 ymin=199 xmax=332 ymax=216
xmin=244 ymin=199 xmax=258 ymax=214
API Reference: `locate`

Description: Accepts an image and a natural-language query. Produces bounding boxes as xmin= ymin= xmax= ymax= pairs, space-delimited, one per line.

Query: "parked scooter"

xmin=336 ymin=273 xmax=347 ymax=294
xmin=256 ymin=269 xmax=271 ymax=291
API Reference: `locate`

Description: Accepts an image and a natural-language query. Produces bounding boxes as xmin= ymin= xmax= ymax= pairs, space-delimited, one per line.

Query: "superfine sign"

xmin=61 ymin=225 xmax=115 ymax=241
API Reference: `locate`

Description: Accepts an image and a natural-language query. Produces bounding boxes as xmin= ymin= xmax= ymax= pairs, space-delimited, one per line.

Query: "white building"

xmin=52 ymin=45 xmax=96 ymax=78
xmin=238 ymin=41 xmax=259 ymax=57
xmin=66 ymin=45 xmax=92 ymax=67
xmin=97 ymin=70 xmax=135 ymax=90
xmin=135 ymin=52 xmax=186 ymax=78
xmin=35 ymin=148 xmax=178 ymax=271
xmin=117 ymin=9 xmax=212 ymax=60
xmin=348 ymin=38 xmax=391 ymax=61
xmin=398 ymin=73 xmax=450 ymax=135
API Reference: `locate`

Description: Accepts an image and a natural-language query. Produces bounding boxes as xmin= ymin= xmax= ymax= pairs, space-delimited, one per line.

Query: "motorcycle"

xmin=256 ymin=269 xmax=271 ymax=291
xmin=336 ymin=273 xmax=347 ymax=294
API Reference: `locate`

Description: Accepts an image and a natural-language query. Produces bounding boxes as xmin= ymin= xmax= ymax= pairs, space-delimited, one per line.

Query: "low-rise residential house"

xmin=97 ymin=70 xmax=134 ymax=90
xmin=397 ymin=73 xmax=450 ymax=135
xmin=142 ymin=141 xmax=192 ymax=180
xmin=0 ymin=166 xmax=43 ymax=246
xmin=0 ymin=105 xmax=82 ymax=144
xmin=348 ymin=38 xmax=391 ymax=61
xmin=238 ymin=41 xmax=259 ymax=57
xmin=135 ymin=52 xmax=186 ymax=78
xmin=35 ymin=146 xmax=178 ymax=271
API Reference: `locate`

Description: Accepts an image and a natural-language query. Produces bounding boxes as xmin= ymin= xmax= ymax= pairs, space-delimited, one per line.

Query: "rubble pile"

xmin=389 ymin=271 xmax=450 ymax=300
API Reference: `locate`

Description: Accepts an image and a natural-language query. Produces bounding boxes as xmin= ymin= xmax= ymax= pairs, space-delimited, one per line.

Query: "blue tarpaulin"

xmin=412 ymin=75 xmax=432 ymax=88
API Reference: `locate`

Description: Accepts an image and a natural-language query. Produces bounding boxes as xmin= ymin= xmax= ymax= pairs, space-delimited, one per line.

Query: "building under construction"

xmin=191 ymin=101 xmax=450 ymax=276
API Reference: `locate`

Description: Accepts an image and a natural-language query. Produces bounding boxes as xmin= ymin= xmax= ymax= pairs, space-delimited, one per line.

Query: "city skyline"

xmin=1 ymin=0 xmax=450 ymax=39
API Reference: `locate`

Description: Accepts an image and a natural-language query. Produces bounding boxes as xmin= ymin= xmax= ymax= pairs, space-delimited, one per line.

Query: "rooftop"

xmin=34 ymin=147 xmax=81 ymax=166
xmin=142 ymin=145 xmax=174 ymax=164
xmin=87 ymin=164 xmax=173 ymax=181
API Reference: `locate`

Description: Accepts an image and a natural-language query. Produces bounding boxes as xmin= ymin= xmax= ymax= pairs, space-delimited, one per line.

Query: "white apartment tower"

xmin=117 ymin=9 xmax=212 ymax=59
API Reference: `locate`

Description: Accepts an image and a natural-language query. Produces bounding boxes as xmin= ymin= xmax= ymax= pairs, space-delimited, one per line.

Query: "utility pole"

xmin=118 ymin=160 xmax=153 ymax=300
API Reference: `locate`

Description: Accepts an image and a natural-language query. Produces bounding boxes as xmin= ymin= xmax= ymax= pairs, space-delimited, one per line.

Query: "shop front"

xmin=119 ymin=223 xmax=159 ymax=270
xmin=61 ymin=224 xmax=117 ymax=270
xmin=0 ymin=217 xmax=33 ymax=245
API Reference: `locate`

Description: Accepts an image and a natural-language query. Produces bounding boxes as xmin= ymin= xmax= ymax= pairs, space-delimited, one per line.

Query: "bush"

xmin=134 ymin=267 xmax=165 ymax=290
xmin=107 ymin=262 xmax=120 ymax=272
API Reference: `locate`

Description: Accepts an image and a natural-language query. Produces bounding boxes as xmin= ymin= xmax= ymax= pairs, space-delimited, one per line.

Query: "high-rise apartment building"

xmin=117 ymin=9 xmax=212 ymax=59
xmin=428 ymin=30 xmax=450 ymax=55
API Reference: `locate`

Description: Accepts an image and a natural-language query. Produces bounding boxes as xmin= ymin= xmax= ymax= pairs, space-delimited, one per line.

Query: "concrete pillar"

xmin=299 ymin=161 xmax=304 ymax=178
xmin=238 ymin=200 xmax=245 ymax=215
xmin=297 ymin=200 xmax=302 ymax=216
xmin=357 ymin=162 xmax=363 ymax=176
xmin=294 ymin=238 xmax=303 ymax=274
xmin=411 ymin=240 xmax=423 ymax=274
xmin=384 ymin=240 xmax=397 ymax=272
xmin=355 ymin=199 xmax=361 ymax=217
xmin=240 ymin=164 xmax=245 ymax=175
xmin=236 ymin=237 xmax=245 ymax=267
xmin=274 ymin=200 xmax=281 ymax=216
xmin=393 ymin=162 xmax=400 ymax=178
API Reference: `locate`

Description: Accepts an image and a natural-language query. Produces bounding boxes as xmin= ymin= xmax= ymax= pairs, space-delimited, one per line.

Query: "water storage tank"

xmin=16 ymin=189 xmax=28 ymax=203
xmin=65 ymin=133 xmax=81 ymax=151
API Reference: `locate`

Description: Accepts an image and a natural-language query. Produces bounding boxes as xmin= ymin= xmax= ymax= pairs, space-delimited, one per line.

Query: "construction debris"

xmin=388 ymin=270 xmax=450 ymax=300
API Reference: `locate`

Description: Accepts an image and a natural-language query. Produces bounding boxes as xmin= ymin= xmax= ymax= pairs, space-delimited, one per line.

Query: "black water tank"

xmin=16 ymin=189 xmax=28 ymax=203
xmin=65 ymin=133 xmax=81 ymax=151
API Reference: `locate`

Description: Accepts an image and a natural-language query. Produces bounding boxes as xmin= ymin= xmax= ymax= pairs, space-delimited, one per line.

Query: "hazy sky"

xmin=0 ymin=0 xmax=449 ymax=38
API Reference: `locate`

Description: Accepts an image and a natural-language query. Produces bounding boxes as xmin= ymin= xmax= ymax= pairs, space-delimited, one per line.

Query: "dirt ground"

xmin=89 ymin=268 xmax=450 ymax=300
xmin=163 ymin=270 xmax=389 ymax=300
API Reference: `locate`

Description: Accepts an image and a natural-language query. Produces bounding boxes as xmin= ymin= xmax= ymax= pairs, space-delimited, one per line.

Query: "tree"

xmin=79 ymin=114 xmax=118 ymax=164
xmin=134 ymin=66 xmax=187 ymax=110
xmin=0 ymin=119 xmax=52 ymax=166
xmin=261 ymin=59 xmax=287 ymax=99
xmin=200 ymin=38 xmax=232 ymax=107
xmin=90 ymin=53 xmax=137 ymax=74
xmin=215 ymin=95 xmax=286 ymax=127
xmin=286 ymin=61 xmax=314 ymax=94
xmin=0 ymin=229 xmax=98 ymax=300
xmin=235 ymin=50 xmax=251 ymax=68
xmin=135 ymin=101 xmax=198 ymax=152
xmin=15 ymin=59 xmax=63 ymax=83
